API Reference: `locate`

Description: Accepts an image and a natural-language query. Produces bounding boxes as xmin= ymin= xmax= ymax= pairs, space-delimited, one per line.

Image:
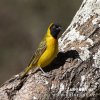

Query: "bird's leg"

xmin=27 ymin=66 xmax=51 ymax=78
xmin=38 ymin=67 xmax=51 ymax=78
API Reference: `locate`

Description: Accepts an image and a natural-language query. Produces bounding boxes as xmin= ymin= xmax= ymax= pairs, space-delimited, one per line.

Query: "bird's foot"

xmin=41 ymin=73 xmax=52 ymax=78
xmin=38 ymin=67 xmax=52 ymax=78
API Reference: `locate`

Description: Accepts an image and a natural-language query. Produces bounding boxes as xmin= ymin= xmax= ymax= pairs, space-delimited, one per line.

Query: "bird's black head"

xmin=50 ymin=23 xmax=61 ymax=39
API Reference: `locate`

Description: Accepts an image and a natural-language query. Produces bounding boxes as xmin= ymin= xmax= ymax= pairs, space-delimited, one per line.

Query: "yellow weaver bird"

xmin=21 ymin=23 xmax=61 ymax=78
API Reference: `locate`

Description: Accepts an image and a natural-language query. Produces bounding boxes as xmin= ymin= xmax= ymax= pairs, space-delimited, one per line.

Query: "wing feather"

xmin=28 ymin=38 xmax=47 ymax=66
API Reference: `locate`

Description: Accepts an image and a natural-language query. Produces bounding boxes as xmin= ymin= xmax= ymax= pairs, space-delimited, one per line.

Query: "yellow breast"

xmin=37 ymin=36 xmax=58 ymax=67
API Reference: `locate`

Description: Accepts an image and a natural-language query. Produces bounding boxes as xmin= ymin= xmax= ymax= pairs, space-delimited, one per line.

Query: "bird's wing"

xmin=28 ymin=38 xmax=47 ymax=66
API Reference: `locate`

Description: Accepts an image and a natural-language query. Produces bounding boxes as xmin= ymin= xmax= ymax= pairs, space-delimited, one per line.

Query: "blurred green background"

xmin=0 ymin=0 xmax=82 ymax=85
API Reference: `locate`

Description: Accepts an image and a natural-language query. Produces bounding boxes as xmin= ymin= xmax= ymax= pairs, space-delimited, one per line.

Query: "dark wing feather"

xmin=28 ymin=38 xmax=47 ymax=66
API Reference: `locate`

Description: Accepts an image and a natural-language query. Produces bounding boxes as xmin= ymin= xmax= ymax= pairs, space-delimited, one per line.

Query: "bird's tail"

xmin=20 ymin=64 xmax=33 ymax=79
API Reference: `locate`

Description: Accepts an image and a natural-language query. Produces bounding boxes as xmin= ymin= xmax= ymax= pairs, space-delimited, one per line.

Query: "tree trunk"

xmin=0 ymin=0 xmax=100 ymax=99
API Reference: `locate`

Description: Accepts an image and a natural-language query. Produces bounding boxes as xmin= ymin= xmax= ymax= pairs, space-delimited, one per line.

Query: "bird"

xmin=21 ymin=23 xmax=61 ymax=78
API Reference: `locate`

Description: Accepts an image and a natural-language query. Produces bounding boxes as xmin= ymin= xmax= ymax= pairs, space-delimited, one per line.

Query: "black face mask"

xmin=50 ymin=24 xmax=61 ymax=39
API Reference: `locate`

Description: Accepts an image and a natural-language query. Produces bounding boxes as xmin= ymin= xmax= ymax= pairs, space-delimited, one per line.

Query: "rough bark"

xmin=1 ymin=0 xmax=100 ymax=100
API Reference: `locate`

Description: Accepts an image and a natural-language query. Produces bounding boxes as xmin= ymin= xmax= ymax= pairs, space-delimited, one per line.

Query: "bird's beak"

xmin=59 ymin=26 xmax=62 ymax=30
xmin=57 ymin=26 xmax=62 ymax=31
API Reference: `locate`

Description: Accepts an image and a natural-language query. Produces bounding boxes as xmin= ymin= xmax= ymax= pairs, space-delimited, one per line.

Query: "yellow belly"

xmin=36 ymin=37 xmax=58 ymax=67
